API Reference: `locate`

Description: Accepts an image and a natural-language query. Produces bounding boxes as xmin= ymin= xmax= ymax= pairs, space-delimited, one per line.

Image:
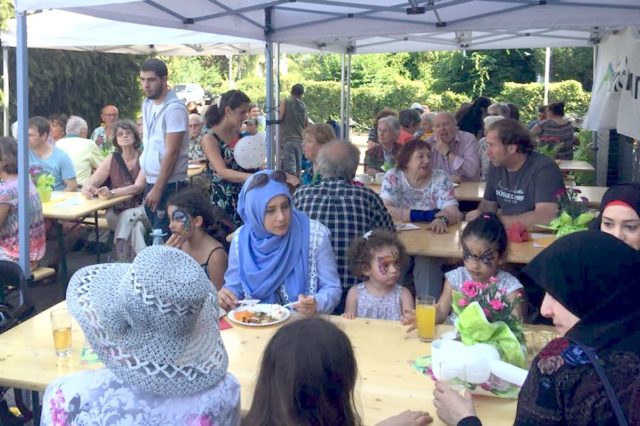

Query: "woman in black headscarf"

xmin=594 ymin=182 xmax=640 ymax=250
xmin=433 ymin=231 xmax=640 ymax=426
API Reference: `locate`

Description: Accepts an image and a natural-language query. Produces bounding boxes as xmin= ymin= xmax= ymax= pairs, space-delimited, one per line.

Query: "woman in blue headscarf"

xmin=218 ymin=170 xmax=342 ymax=315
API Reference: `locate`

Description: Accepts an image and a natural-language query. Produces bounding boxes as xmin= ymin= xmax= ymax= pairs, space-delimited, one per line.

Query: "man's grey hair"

xmin=316 ymin=140 xmax=361 ymax=180
xmin=66 ymin=115 xmax=88 ymax=135
xmin=489 ymin=103 xmax=511 ymax=117
xmin=377 ymin=115 xmax=400 ymax=135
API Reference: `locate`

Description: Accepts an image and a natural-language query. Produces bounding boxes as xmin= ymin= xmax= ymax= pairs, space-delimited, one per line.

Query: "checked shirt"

xmin=293 ymin=178 xmax=394 ymax=289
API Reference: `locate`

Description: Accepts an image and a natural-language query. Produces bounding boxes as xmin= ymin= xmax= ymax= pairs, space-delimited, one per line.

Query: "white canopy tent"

xmin=11 ymin=0 xmax=640 ymax=276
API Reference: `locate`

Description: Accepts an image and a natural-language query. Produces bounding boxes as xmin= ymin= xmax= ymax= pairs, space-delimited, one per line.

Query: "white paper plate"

xmin=188 ymin=164 xmax=203 ymax=169
xmin=228 ymin=303 xmax=290 ymax=327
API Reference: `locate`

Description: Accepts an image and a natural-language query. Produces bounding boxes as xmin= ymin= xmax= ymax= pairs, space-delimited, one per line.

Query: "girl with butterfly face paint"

xmin=435 ymin=213 xmax=525 ymax=324
xmin=343 ymin=230 xmax=415 ymax=322
xmin=166 ymin=188 xmax=232 ymax=290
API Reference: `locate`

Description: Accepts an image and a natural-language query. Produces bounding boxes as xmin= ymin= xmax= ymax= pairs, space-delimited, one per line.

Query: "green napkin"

xmin=456 ymin=301 xmax=526 ymax=368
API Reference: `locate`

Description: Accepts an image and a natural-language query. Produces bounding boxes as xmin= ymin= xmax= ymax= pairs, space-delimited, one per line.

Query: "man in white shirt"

xmin=56 ymin=115 xmax=103 ymax=187
xmin=139 ymin=59 xmax=189 ymax=238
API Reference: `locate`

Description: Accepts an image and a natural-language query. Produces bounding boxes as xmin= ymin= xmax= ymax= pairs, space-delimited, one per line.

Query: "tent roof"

xmin=1 ymin=10 xmax=319 ymax=55
xmin=12 ymin=1 xmax=640 ymax=52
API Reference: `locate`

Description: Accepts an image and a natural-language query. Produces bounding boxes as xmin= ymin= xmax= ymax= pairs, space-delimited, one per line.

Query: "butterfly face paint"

xmin=461 ymin=236 xmax=501 ymax=284
xmin=172 ymin=209 xmax=191 ymax=235
xmin=377 ymin=254 xmax=400 ymax=276
xmin=462 ymin=245 xmax=495 ymax=266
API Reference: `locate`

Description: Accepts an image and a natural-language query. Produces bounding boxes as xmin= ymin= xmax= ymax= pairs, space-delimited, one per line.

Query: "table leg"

xmin=31 ymin=390 xmax=40 ymax=426
xmin=94 ymin=211 xmax=101 ymax=264
xmin=55 ymin=221 xmax=69 ymax=290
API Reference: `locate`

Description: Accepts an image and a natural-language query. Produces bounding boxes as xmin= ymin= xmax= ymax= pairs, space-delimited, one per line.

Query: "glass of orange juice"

xmin=51 ymin=309 xmax=72 ymax=357
xmin=416 ymin=295 xmax=436 ymax=342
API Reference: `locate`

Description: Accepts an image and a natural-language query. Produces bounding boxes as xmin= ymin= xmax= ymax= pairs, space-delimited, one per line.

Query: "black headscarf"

xmin=522 ymin=231 xmax=640 ymax=353
xmin=593 ymin=182 xmax=640 ymax=229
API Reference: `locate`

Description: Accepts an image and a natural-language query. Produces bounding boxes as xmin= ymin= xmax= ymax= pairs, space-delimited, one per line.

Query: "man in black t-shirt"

xmin=466 ymin=119 xmax=563 ymax=230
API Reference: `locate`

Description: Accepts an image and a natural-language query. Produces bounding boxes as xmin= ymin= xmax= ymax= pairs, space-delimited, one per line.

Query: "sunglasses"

xmin=247 ymin=171 xmax=287 ymax=192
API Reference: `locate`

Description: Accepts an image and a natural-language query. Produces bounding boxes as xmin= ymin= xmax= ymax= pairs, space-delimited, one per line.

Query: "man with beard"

xmin=139 ymin=59 xmax=189 ymax=239
xmin=426 ymin=112 xmax=481 ymax=182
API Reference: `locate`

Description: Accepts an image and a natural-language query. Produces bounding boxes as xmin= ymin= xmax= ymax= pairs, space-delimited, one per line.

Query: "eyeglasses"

xmin=116 ymin=130 xmax=134 ymax=137
xmin=247 ymin=171 xmax=287 ymax=192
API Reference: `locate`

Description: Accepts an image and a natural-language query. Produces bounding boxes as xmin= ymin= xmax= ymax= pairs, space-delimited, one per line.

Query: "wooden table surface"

xmin=0 ymin=302 xmax=524 ymax=425
xmin=558 ymin=160 xmax=595 ymax=172
xmin=368 ymin=182 xmax=606 ymax=208
xmin=399 ymin=223 xmax=543 ymax=264
xmin=42 ymin=191 xmax=133 ymax=220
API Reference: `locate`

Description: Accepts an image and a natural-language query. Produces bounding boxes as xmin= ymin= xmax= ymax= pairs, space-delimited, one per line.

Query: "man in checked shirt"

xmin=294 ymin=141 xmax=395 ymax=314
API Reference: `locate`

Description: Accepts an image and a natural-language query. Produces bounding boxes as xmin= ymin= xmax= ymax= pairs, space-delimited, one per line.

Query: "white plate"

xmin=227 ymin=304 xmax=290 ymax=327
xmin=188 ymin=164 xmax=203 ymax=169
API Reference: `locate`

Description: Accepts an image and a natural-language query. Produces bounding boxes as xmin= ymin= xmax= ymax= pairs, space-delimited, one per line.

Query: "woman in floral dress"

xmin=201 ymin=90 xmax=254 ymax=226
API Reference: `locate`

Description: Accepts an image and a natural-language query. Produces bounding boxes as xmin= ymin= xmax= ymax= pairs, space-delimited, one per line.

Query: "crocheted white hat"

xmin=66 ymin=245 xmax=228 ymax=396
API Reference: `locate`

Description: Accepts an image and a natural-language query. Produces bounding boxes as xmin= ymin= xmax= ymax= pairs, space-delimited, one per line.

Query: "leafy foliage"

xmin=6 ymin=49 xmax=144 ymax=130
xmin=163 ymin=56 xmax=225 ymax=94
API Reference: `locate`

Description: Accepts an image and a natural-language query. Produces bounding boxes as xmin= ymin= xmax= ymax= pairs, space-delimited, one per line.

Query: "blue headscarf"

xmin=236 ymin=170 xmax=310 ymax=302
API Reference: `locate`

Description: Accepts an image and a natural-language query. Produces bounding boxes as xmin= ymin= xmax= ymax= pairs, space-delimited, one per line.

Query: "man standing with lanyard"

xmin=139 ymin=59 xmax=189 ymax=239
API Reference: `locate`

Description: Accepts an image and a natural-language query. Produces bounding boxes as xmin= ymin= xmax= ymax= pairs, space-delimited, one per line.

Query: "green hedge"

xmin=235 ymin=77 xmax=590 ymax=130
xmin=498 ymin=80 xmax=590 ymax=123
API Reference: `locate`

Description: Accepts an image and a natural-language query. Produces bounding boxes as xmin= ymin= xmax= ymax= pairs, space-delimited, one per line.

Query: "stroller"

xmin=0 ymin=261 xmax=37 ymax=425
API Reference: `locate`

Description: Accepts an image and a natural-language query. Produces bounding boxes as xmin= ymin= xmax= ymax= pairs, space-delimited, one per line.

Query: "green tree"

xmin=7 ymin=48 xmax=144 ymax=129
xmin=164 ymin=56 xmax=226 ymax=94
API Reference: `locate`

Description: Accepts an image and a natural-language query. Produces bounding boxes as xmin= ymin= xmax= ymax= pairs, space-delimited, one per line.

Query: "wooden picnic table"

xmin=557 ymin=160 xmax=595 ymax=173
xmin=368 ymin=182 xmax=606 ymax=208
xmin=399 ymin=222 xmax=543 ymax=264
xmin=42 ymin=191 xmax=133 ymax=284
xmin=0 ymin=301 xmax=539 ymax=425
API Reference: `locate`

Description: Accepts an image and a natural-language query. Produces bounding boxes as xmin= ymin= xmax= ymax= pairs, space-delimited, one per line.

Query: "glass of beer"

xmin=416 ymin=295 xmax=436 ymax=342
xmin=50 ymin=309 xmax=72 ymax=357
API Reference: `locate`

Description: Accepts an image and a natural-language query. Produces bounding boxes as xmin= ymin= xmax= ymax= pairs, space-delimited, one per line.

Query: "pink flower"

xmin=489 ymin=277 xmax=498 ymax=284
xmin=458 ymin=298 xmax=469 ymax=307
xmin=489 ymin=299 xmax=505 ymax=311
xmin=461 ymin=281 xmax=479 ymax=298
xmin=186 ymin=414 xmax=213 ymax=426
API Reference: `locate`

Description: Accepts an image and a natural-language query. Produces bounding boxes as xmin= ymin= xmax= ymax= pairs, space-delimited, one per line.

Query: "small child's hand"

xmin=342 ymin=313 xmax=356 ymax=320
xmin=402 ymin=308 xmax=417 ymax=333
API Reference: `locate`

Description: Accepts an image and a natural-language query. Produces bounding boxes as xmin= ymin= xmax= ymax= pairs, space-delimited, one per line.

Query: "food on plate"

xmin=234 ymin=310 xmax=279 ymax=325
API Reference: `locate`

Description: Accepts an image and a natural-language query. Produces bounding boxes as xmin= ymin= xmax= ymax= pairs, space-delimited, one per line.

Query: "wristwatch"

xmin=437 ymin=216 xmax=449 ymax=225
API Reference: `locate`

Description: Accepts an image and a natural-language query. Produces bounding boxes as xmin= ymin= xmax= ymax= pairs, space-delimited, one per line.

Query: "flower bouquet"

xmin=452 ymin=278 xmax=526 ymax=368
xmin=540 ymin=187 xmax=595 ymax=237
xmin=29 ymin=165 xmax=55 ymax=202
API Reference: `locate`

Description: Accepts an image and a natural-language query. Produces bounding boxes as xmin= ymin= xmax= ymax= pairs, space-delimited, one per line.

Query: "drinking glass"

xmin=416 ymin=295 xmax=436 ymax=342
xmin=51 ymin=309 xmax=72 ymax=357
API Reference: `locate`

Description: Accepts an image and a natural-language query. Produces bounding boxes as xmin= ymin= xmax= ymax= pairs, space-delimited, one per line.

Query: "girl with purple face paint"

xmin=166 ymin=188 xmax=232 ymax=290
xmin=435 ymin=213 xmax=525 ymax=324
xmin=343 ymin=230 xmax=415 ymax=321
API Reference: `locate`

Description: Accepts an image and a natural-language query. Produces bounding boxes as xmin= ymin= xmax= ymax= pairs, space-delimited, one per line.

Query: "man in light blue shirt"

xmin=28 ymin=116 xmax=77 ymax=191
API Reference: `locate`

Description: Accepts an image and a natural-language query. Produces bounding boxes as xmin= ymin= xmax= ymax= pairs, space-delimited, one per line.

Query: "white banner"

xmin=583 ymin=27 xmax=640 ymax=140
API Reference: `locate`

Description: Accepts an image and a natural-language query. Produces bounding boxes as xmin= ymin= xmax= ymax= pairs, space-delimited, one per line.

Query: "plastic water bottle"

xmin=151 ymin=229 xmax=164 ymax=246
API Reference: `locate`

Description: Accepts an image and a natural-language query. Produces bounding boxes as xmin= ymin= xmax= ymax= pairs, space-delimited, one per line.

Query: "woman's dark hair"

xmin=506 ymin=103 xmax=520 ymax=121
xmin=461 ymin=212 xmax=508 ymax=257
xmin=48 ymin=113 xmax=68 ymax=134
xmin=204 ymin=89 xmax=251 ymax=127
xmin=485 ymin=118 xmax=534 ymax=154
xmin=167 ymin=188 xmax=235 ymax=245
xmin=243 ymin=317 xmax=360 ymax=426
xmin=547 ymin=102 xmax=565 ymax=117
xmin=0 ymin=137 xmax=18 ymax=174
xmin=373 ymin=108 xmax=397 ymax=127
xmin=457 ymin=96 xmax=492 ymax=135
xmin=113 ymin=119 xmax=142 ymax=152
xmin=395 ymin=138 xmax=431 ymax=171
xmin=348 ymin=229 xmax=407 ymax=278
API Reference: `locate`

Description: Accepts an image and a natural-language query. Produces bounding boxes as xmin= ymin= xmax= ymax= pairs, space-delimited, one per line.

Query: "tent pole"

xmin=274 ymin=42 xmax=280 ymax=169
xmin=16 ymin=11 xmax=30 ymax=278
xmin=543 ymin=47 xmax=551 ymax=105
xmin=2 ymin=47 xmax=9 ymax=137
xmin=345 ymin=50 xmax=352 ymax=141
xmin=339 ymin=53 xmax=345 ymax=139
xmin=227 ymin=54 xmax=233 ymax=89
xmin=264 ymin=7 xmax=275 ymax=169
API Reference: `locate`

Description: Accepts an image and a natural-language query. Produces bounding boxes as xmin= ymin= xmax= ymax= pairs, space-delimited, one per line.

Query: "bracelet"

xmin=437 ymin=216 xmax=449 ymax=225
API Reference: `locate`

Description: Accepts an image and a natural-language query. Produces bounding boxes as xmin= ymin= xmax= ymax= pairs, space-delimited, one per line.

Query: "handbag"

xmin=567 ymin=337 xmax=629 ymax=426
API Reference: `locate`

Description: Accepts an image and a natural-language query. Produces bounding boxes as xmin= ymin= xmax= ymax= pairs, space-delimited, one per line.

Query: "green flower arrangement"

xmin=29 ymin=165 xmax=55 ymax=202
xmin=540 ymin=187 xmax=595 ymax=237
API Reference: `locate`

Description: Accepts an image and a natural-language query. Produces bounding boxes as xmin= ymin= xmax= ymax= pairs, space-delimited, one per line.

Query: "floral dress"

xmin=207 ymin=131 xmax=253 ymax=226
xmin=41 ymin=369 xmax=241 ymax=426
xmin=354 ymin=283 xmax=404 ymax=320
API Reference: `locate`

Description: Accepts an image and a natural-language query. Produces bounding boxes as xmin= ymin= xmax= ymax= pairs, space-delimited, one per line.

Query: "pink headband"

xmin=604 ymin=200 xmax=633 ymax=210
